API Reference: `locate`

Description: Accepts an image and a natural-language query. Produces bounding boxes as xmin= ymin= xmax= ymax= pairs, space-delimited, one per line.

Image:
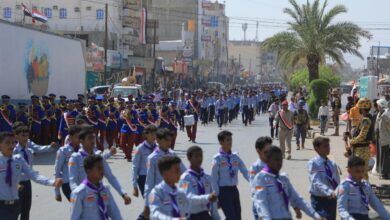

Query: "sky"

xmin=224 ymin=0 xmax=390 ymax=69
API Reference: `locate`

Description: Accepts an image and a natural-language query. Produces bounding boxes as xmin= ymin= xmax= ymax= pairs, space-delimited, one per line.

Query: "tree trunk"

xmin=307 ymin=54 xmax=320 ymax=82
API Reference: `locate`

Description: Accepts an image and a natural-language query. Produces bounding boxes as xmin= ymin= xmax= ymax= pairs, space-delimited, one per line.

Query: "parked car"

xmin=89 ymin=85 xmax=111 ymax=96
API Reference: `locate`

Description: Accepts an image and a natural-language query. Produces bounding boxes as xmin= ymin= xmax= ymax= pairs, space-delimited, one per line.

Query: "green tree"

xmin=262 ymin=0 xmax=371 ymax=82
xmin=308 ymin=79 xmax=330 ymax=118
xmin=289 ymin=65 xmax=341 ymax=90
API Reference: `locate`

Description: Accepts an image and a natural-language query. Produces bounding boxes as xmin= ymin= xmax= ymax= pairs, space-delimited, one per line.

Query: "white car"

xmin=111 ymin=85 xmax=142 ymax=102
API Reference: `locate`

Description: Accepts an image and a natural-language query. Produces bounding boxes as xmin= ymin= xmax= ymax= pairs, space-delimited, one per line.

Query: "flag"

xmin=22 ymin=3 xmax=32 ymax=17
xmin=188 ymin=20 xmax=195 ymax=32
xmin=140 ymin=8 xmax=146 ymax=44
xmin=32 ymin=9 xmax=48 ymax=23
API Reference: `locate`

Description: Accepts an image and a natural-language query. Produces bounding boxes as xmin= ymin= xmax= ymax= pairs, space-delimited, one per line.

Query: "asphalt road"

xmin=27 ymin=113 xmax=385 ymax=220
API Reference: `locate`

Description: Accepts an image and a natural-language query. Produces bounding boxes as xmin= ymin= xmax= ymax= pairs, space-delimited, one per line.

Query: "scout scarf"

xmin=5 ymin=158 xmax=12 ymax=187
xmin=278 ymin=110 xmax=293 ymax=130
xmin=188 ymin=168 xmax=211 ymax=210
xmin=143 ymin=141 xmax=156 ymax=152
xmin=262 ymin=165 xmax=289 ymax=210
xmin=219 ymin=148 xmax=235 ymax=178
xmin=346 ymin=176 xmax=369 ymax=210
xmin=167 ymin=186 xmax=181 ymax=218
xmin=21 ymin=148 xmax=29 ymax=164
xmin=324 ymin=159 xmax=338 ymax=189
xmin=82 ymin=179 xmax=109 ymax=220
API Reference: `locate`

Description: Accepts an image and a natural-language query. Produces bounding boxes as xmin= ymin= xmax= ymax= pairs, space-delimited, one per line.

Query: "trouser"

xmin=229 ymin=109 xmax=235 ymax=123
xmin=353 ymin=146 xmax=370 ymax=180
xmin=134 ymin=134 xmax=144 ymax=146
xmin=209 ymin=105 xmax=215 ymax=122
xmin=179 ymin=110 xmax=185 ymax=130
xmin=170 ymin=131 xmax=177 ymax=149
xmin=269 ymin=117 xmax=278 ymax=138
xmin=30 ymin=124 xmax=41 ymax=145
xmin=189 ymin=211 xmax=212 ymax=220
xmin=186 ymin=122 xmax=197 ymax=142
xmin=310 ymin=195 xmax=336 ymax=220
xmin=120 ymin=133 xmax=136 ymax=160
xmin=106 ymin=129 xmax=116 ymax=147
xmin=257 ymin=102 xmax=261 ymax=114
xmin=320 ymin=116 xmax=328 ymax=134
xmin=223 ymin=108 xmax=228 ymax=124
xmin=242 ymin=106 xmax=249 ymax=126
xmin=41 ymin=121 xmax=50 ymax=145
xmin=61 ymin=182 xmax=72 ymax=201
xmin=201 ymin=108 xmax=208 ymax=125
xmin=0 ymin=200 xmax=20 ymax=220
xmin=332 ymin=110 xmax=339 ymax=135
xmin=18 ymin=180 xmax=32 ymax=220
xmin=350 ymin=213 xmax=369 ymax=220
xmin=50 ymin=119 xmax=58 ymax=142
xmin=219 ymin=186 xmax=241 ymax=220
xmin=217 ymin=110 xmax=224 ymax=128
xmin=235 ymin=104 xmax=240 ymax=119
xmin=137 ymin=175 xmax=146 ymax=198
xmin=249 ymin=107 xmax=254 ymax=123
xmin=262 ymin=100 xmax=268 ymax=113
xmin=295 ymin=125 xmax=306 ymax=146
xmin=279 ymin=128 xmax=293 ymax=157
xmin=380 ymin=144 xmax=390 ymax=177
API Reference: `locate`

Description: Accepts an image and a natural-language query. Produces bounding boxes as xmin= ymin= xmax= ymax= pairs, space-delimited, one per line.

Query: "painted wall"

xmin=0 ymin=21 xmax=86 ymax=100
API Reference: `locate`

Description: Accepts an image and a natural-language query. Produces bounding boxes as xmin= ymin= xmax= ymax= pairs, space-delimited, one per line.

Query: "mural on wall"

xmin=24 ymin=40 xmax=50 ymax=96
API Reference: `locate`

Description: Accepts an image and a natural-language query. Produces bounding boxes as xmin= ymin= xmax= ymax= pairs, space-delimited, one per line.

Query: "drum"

xmin=184 ymin=115 xmax=195 ymax=126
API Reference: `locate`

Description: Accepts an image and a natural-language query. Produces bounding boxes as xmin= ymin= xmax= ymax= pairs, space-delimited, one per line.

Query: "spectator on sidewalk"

xmin=375 ymin=99 xmax=390 ymax=179
xmin=318 ymin=100 xmax=329 ymax=136
xmin=345 ymin=96 xmax=354 ymax=133
xmin=349 ymin=98 xmax=361 ymax=135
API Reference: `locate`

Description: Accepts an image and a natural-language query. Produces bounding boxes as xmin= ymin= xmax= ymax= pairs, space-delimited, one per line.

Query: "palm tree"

xmin=262 ymin=0 xmax=371 ymax=82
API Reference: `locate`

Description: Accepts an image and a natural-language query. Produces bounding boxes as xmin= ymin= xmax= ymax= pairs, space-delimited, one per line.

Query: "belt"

xmin=0 ymin=200 xmax=17 ymax=205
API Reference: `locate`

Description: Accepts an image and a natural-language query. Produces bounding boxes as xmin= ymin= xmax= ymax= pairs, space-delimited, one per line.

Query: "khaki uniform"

xmin=331 ymin=96 xmax=341 ymax=135
xmin=274 ymin=109 xmax=294 ymax=158
xmin=350 ymin=116 xmax=372 ymax=180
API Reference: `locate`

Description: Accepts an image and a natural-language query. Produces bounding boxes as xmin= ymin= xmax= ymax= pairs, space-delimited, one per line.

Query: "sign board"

xmin=146 ymin=20 xmax=159 ymax=29
xmin=123 ymin=0 xmax=141 ymax=10
xmin=202 ymin=0 xmax=212 ymax=9
xmin=123 ymin=16 xmax=140 ymax=29
xmin=201 ymin=34 xmax=211 ymax=42
xmin=358 ymin=76 xmax=378 ymax=100
xmin=107 ymin=50 xmax=121 ymax=69
xmin=202 ymin=18 xmax=211 ymax=26
xmin=128 ymin=56 xmax=145 ymax=68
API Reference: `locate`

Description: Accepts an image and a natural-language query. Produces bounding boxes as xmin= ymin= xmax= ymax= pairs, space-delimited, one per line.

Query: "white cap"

xmin=377 ymin=99 xmax=388 ymax=108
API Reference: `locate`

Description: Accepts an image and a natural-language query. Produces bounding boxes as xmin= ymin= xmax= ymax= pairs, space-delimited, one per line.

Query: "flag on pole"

xmin=32 ymin=9 xmax=48 ymax=23
xmin=22 ymin=3 xmax=32 ymax=17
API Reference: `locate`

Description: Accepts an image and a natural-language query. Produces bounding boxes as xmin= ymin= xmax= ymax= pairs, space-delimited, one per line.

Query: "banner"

xmin=188 ymin=20 xmax=195 ymax=32
xmin=140 ymin=8 xmax=146 ymax=44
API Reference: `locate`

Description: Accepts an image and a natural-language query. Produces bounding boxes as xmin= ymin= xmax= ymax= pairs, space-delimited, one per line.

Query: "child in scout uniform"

xmin=132 ymin=125 xmax=158 ymax=199
xmin=54 ymin=125 xmax=82 ymax=202
xmin=70 ymin=154 xmax=123 ymax=220
xmin=143 ymin=128 xmax=187 ymax=219
xmin=252 ymin=146 xmax=325 ymax=220
xmin=68 ymin=126 xmax=131 ymax=205
xmin=179 ymin=146 xmax=220 ymax=220
xmin=337 ymin=156 xmax=390 ymax=220
xmin=106 ymin=97 xmax=119 ymax=148
xmin=149 ymin=156 xmax=193 ymax=220
xmin=249 ymin=136 xmax=272 ymax=220
xmin=13 ymin=126 xmax=57 ymax=220
xmin=307 ymin=136 xmax=340 ymax=220
xmin=211 ymin=130 xmax=249 ymax=220
xmin=0 ymin=132 xmax=62 ymax=220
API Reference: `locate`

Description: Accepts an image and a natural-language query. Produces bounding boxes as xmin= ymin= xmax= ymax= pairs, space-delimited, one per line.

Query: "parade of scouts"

xmin=2 ymin=0 xmax=390 ymax=220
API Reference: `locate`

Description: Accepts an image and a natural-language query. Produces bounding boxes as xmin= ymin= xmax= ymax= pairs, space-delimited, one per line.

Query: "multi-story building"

xmin=197 ymin=0 xmax=228 ymax=82
xmin=228 ymin=40 xmax=261 ymax=76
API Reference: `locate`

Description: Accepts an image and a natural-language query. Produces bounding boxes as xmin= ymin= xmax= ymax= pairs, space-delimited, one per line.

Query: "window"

xmin=44 ymin=8 xmax=52 ymax=18
xmin=96 ymin=9 xmax=104 ymax=19
xmin=3 ymin=7 xmax=11 ymax=18
xmin=59 ymin=8 xmax=67 ymax=18
xmin=74 ymin=7 xmax=80 ymax=12
xmin=211 ymin=16 xmax=219 ymax=27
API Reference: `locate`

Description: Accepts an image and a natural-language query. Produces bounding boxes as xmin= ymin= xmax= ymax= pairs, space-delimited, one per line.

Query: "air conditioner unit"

xmin=86 ymin=6 xmax=92 ymax=11
xmin=53 ymin=5 xmax=58 ymax=10
xmin=81 ymin=26 xmax=84 ymax=31
xmin=74 ymin=7 xmax=80 ymax=12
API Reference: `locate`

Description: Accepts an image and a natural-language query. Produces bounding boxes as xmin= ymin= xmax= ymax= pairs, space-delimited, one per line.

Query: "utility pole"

xmin=376 ymin=41 xmax=380 ymax=79
xmin=152 ymin=20 xmax=157 ymax=90
xmin=104 ymin=3 xmax=108 ymax=84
